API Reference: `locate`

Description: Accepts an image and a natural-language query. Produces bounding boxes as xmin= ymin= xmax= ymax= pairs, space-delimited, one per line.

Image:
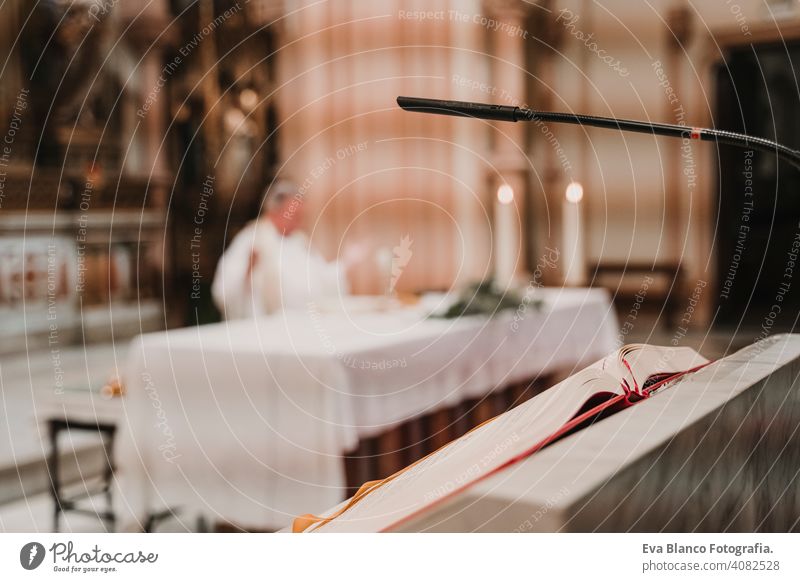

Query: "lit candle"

xmin=562 ymin=181 xmax=586 ymax=286
xmin=494 ymin=184 xmax=516 ymax=288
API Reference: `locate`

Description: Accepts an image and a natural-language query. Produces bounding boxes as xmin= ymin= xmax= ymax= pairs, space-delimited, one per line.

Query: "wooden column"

xmin=121 ymin=2 xmax=172 ymax=196
xmin=536 ymin=1 xmax=567 ymax=286
xmin=664 ymin=5 xmax=693 ymax=269
xmin=483 ymin=0 xmax=537 ymax=283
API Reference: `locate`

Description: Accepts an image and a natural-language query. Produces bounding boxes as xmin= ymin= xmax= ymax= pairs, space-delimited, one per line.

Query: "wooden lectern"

xmin=391 ymin=334 xmax=800 ymax=532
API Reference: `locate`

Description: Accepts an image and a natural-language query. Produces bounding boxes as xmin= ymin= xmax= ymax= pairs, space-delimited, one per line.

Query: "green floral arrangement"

xmin=433 ymin=279 xmax=542 ymax=319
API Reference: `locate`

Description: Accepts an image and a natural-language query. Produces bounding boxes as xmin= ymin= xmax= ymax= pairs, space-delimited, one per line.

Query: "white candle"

xmin=494 ymin=184 xmax=516 ymax=288
xmin=562 ymin=181 xmax=586 ymax=286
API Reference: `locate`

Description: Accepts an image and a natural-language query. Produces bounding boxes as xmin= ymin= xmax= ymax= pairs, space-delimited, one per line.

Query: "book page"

xmin=606 ymin=345 xmax=709 ymax=392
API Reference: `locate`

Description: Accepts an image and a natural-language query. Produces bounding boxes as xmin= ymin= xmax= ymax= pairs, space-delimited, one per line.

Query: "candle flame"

xmin=497 ymin=184 xmax=514 ymax=204
xmin=565 ymin=181 xmax=584 ymax=203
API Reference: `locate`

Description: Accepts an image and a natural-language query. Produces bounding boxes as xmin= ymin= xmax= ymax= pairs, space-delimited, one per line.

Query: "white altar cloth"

xmin=115 ymin=288 xmax=618 ymax=530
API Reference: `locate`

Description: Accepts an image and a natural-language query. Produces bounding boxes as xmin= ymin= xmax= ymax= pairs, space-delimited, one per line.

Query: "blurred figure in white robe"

xmin=212 ymin=179 xmax=362 ymax=319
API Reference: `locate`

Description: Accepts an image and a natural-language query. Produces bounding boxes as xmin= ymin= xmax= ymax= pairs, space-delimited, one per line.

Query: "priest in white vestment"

xmin=212 ymin=179 xmax=357 ymax=319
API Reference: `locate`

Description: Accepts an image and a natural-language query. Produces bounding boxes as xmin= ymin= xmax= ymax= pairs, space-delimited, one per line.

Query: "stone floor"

xmin=0 ymin=342 xmax=123 ymax=532
xmin=0 ymin=491 xmax=109 ymax=533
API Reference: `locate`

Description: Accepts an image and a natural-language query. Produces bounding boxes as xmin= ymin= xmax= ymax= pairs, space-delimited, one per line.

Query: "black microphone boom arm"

xmin=397 ymin=96 xmax=800 ymax=171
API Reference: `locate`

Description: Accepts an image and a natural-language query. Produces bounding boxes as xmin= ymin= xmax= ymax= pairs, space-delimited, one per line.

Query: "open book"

xmin=293 ymin=344 xmax=709 ymax=533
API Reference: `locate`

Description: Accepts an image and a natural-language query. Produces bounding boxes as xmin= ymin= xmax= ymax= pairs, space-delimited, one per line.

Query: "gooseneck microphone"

xmin=397 ymin=96 xmax=800 ymax=170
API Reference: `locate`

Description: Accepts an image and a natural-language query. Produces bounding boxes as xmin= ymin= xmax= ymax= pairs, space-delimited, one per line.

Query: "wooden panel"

xmin=276 ymin=0 xmax=488 ymax=295
xmin=342 ymin=373 xmax=556 ymax=492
